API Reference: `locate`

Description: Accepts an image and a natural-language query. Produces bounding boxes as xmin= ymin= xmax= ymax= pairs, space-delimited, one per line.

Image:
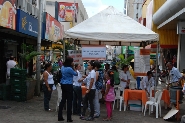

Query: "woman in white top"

xmin=80 ymin=61 xmax=96 ymax=121
xmin=43 ymin=63 xmax=54 ymax=111
xmin=119 ymin=65 xmax=131 ymax=96
xmin=141 ymin=71 xmax=154 ymax=95
xmin=73 ymin=64 xmax=83 ymax=115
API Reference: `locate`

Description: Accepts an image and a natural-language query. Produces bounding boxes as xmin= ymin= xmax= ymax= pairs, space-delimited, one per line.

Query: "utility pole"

xmin=36 ymin=0 xmax=43 ymax=96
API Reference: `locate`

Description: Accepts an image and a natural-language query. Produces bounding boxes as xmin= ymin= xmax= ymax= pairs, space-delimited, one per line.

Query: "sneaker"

xmin=94 ymin=114 xmax=100 ymax=118
xmin=80 ymin=115 xmax=86 ymax=120
xmin=86 ymin=116 xmax=94 ymax=121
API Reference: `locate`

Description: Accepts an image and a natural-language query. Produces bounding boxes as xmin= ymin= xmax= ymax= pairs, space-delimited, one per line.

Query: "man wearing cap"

xmin=166 ymin=62 xmax=183 ymax=87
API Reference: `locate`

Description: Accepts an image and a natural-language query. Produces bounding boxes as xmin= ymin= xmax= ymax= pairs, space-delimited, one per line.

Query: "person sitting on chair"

xmin=141 ymin=71 xmax=154 ymax=96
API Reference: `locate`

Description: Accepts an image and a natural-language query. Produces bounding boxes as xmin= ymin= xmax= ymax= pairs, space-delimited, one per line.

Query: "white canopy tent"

xmin=65 ymin=6 xmax=159 ymax=46
xmin=64 ymin=6 xmax=160 ymax=92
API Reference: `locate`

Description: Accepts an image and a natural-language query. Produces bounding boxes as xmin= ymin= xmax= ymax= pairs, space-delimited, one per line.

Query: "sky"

xmin=81 ymin=0 xmax=124 ymax=18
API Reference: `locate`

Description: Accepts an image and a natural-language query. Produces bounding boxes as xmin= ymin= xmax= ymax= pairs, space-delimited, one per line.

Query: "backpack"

xmin=95 ymin=70 xmax=104 ymax=90
xmin=53 ymin=68 xmax=62 ymax=84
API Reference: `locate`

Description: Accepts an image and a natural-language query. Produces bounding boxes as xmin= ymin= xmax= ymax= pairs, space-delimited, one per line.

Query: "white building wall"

xmin=45 ymin=0 xmax=88 ymax=31
xmin=126 ymin=0 xmax=144 ymax=21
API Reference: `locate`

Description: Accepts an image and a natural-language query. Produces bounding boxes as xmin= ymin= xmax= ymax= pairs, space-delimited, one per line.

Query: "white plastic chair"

xmin=56 ymin=83 xmax=62 ymax=112
xmin=144 ymin=90 xmax=163 ymax=118
xmin=113 ymin=87 xmax=124 ymax=111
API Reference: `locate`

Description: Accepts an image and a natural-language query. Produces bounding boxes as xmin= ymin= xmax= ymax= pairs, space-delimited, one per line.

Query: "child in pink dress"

xmin=103 ymin=71 xmax=115 ymax=121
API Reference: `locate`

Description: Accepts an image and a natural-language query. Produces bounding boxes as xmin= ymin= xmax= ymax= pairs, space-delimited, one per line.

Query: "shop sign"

xmin=82 ymin=45 xmax=106 ymax=60
xmin=0 ymin=0 xmax=17 ymax=30
xmin=16 ymin=9 xmax=38 ymax=37
xmin=45 ymin=13 xmax=64 ymax=42
xmin=177 ymin=22 xmax=185 ymax=34
xmin=57 ymin=2 xmax=78 ymax=22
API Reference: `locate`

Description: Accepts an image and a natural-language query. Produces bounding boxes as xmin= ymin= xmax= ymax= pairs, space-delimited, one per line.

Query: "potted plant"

xmin=18 ymin=43 xmax=40 ymax=100
xmin=116 ymin=54 xmax=134 ymax=69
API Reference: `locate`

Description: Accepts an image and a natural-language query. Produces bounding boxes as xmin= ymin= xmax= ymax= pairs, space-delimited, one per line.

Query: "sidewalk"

xmin=0 ymin=90 xmax=182 ymax=123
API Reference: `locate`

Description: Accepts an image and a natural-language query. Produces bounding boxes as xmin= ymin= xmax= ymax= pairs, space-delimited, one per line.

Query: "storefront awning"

xmin=157 ymin=8 xmax=185 ymax=29
xmin=153 ymin=0 xmax=185 ymax=26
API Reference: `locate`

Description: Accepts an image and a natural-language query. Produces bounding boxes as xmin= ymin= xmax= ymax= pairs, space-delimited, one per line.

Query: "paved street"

xmin=0 ymin=90 xmax=183 ymax=123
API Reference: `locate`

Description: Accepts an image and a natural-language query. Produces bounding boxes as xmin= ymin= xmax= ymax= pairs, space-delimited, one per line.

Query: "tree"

xmin=117 ymin=54 xmax=134 ymax=68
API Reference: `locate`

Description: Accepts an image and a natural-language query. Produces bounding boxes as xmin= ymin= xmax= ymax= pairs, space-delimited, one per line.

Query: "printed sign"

xmin=0 ymin=0 xmax=17 ymax=30
xmin=68 ymin=50 xmax=83 ymax=72
xmin=134 ymin=49 xmax=150 ymax=76
xmin=177 ymin=22 xmax=185 ymax=34
xmin=16 ymin=9 xmax=38 ymax=37
xmin=58 ymin=2 xmax=78 ymax=22
xmin=82 ymin=45 xmax=106 ymax=60
xmin=45 ymin=13 xmax=64 ymax=42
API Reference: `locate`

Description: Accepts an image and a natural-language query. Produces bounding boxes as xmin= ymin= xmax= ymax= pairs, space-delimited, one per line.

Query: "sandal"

xmin=103 ymin=118 xmax=111 ymax=121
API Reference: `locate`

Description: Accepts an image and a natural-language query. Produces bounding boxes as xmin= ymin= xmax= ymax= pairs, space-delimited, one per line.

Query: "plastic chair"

xmin=56 ymin=83 xmax=62 ymax=112
xmin=113 ymin=87 xmax=124 ymax=111
xmin=144 ymin=90 xmax=163 ymax=118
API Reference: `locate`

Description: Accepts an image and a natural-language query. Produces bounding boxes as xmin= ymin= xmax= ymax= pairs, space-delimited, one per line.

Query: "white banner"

xmin=82 ymin=45 xmax=106 ymax=60
xmin=134 ymin=49 xmax=150 ymax=76
xmin=68 ymin=50 xmax=84 ymax=73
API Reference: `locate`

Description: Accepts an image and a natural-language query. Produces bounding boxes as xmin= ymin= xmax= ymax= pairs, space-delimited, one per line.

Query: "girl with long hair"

xmin=58 ymin=57 xmax=78 ymax=122
xmin=103 ymin=70 xmax=115 ymax=121
xmin=80 ymin=61 xmax=96 ymax=121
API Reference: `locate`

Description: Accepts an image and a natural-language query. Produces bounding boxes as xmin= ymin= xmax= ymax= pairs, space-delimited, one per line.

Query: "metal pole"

xmin=63 ymin=39 xmax=65 ymax=61
xmin=154 ymin=41 xmax=159 ymax=92
xmin=36 ymin=0 xmax=43 ymax=96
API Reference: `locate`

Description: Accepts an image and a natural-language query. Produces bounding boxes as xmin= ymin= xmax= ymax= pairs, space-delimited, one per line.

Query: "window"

xmin=46 ymin=1 xmax=55 ymax=6
xmin=136 ymin=13 xmax=138 ymax=19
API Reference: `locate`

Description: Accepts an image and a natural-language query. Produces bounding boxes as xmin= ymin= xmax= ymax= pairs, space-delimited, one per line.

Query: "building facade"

xmin=45 ymin=0 xmax=88 ymax=31
xmin=152 ymin=0 xmax=185 ymax=71
xmin=124 ymin=0 xmax=145 ymax=21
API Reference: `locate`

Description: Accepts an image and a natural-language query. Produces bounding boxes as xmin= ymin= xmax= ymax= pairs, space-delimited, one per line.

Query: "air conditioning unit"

xmin=27 ymin=2 xmax=32 ymax=14
xmin=17 ymin=0 xmax=27 ymax=12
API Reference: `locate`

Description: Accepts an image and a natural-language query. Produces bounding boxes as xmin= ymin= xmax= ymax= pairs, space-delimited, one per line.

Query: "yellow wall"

xmin=142 ymin=0 xmax=151 ymax=18
xmin=152 ymin=0 xmax=178 ymax=46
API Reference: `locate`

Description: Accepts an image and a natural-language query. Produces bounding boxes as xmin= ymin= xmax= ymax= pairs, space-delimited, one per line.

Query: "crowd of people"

xmin=41 ymin=56 xmax=137 ymax=122
xmin=38 ymin=56 xmax=185 ymax=122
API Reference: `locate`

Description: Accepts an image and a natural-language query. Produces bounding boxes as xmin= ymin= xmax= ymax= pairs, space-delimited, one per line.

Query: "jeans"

xmin=94 ymin=89 xmax=101 ymax=116
xmin=43 ymin=84 xmax=53 ymax=110
xmin=58 ymin=84 xmax=73 ymax=120
xmin=73 ymin=86 xmax=82 ymax=115
xmin=82 ymin=89 xmax=96 ymax=117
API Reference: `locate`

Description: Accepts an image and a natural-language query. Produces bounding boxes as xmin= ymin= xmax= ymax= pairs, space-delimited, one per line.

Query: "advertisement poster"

xmin=16 ymin=9 xmax=38 ymax=37
xmin=134 ymin=49 xmax=150 ymax=76
xmin=45 ymin=13 xmax=64 ymax=42
xmin=58 ymin=2 xmax=78 ymax=22
xmin=68 ymin=50 xmax=84 ymax=73
xmin=82 ymin=45 xmax=106 ymax=60
xmin=0 ymin=0 xmax=17 ymax=30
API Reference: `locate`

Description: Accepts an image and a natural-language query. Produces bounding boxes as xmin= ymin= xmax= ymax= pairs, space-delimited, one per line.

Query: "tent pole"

xmin=154 ymin=41 xmax=159 ymax=93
